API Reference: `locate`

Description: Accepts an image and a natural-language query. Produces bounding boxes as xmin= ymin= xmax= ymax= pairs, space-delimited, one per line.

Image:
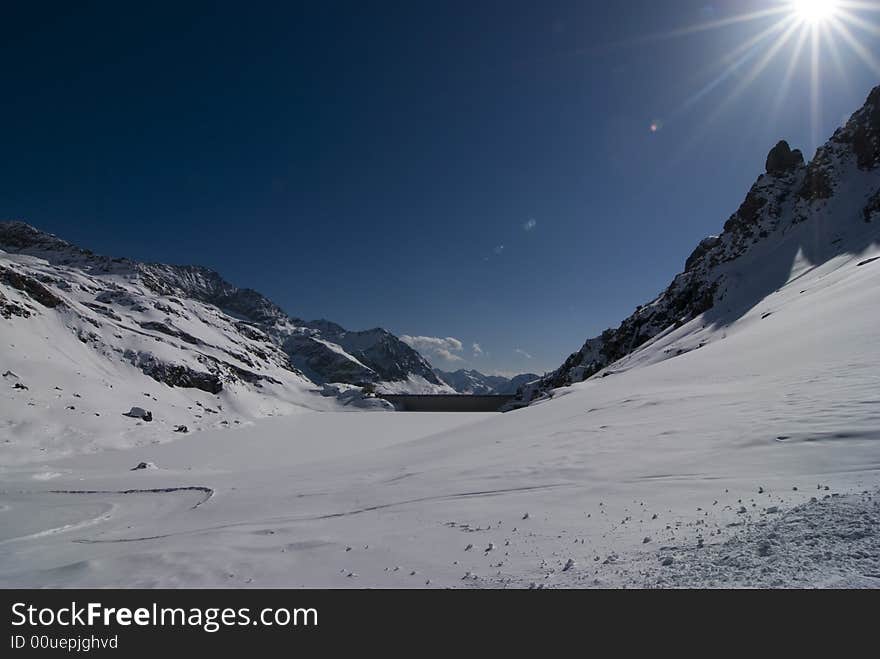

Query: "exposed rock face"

xmin=311 ymin=324 xmax=443 ymax=385
xmin=765 ymin=140 xmax=804 ymax=175
xmin=138 ymin=321 xmax=203 ymax=346
xmin=123 ymin=351 xmax=223 ymax=394
xmin=864 ymin=189 xmax=880 ymax=223
xmin=0 ymin=290 xmax=31 ymax=319
xmin=514 ymin=85 xmax=880 ymax=407
xmin=133 ymin=268 xmax=443 ymax=388
xmin=283 ymin=332 xmax=376 ymax=385
xmin=0 ymin=266 xmax=64 ymax=308
xmin=138 ymin=264 xmax=290 ymax=327
xmin=848 ymin=85 xmax=880 ymax=169
xmin=685 ymin=236 xmax=721 ymax=273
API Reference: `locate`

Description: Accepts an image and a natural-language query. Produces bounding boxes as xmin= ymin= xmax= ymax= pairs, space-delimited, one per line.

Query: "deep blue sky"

xmin=2 ymin=1 xmax=878 ymax=375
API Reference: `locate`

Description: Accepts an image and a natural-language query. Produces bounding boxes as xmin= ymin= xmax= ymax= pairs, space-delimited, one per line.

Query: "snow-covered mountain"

xmin=435 ymin=368 xmax=540 ymax=395
xmin=514 ymin=85 xmax=880 ymax=407
xmin=0 ymin=223 xmax=449 ymax=391
xmin=290 ymin=319 xmax=451 ymax=393
xmin=0 ymin=224 xmax=458 ymax=459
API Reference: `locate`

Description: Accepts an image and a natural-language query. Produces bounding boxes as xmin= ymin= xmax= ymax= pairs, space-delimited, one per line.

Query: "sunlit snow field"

xmin=2 ymin=241 xmax=879 ymax=588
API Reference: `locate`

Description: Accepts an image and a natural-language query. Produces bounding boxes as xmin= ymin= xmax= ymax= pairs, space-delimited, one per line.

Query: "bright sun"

xmin=791 ymin=0 xmax=840 ymax=24
xmin=640 ymin=0 xmax=880 ymax=145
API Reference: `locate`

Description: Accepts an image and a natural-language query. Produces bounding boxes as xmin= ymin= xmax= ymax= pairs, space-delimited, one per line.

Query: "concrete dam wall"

xmin=379 ymin=394 xmax=515 ymax=413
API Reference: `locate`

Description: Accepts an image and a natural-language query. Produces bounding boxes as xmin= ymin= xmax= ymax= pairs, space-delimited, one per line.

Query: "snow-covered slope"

xmin=435 ymin=369 xmax=540 ymax=395
xmin=515 ymin=85 xmax=880 ymax=406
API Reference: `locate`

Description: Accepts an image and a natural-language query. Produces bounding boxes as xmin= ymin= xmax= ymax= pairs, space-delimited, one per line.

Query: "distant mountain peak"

xmin=435 ymin=368 xmax=540 ymax=395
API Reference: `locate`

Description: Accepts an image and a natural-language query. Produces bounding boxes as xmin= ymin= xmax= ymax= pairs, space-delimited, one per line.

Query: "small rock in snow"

xmin=123 ymin=406 xmax=152 ymax=422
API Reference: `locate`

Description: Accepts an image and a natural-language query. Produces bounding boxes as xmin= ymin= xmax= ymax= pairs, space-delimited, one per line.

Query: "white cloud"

xmin=523 ymin=218 xmax=537 ymax=231
xmin=401 ymin=335 xmax=464 ymax=362
xmin=472 ymin=342 xmax=483 ymax=357
xmin=514 ymin=348 xmax=533 ymax=360
xmin=486 ymin=370 xmax=518 ymax=378
xmin=436 ymin=349 xmax=464 ymax=362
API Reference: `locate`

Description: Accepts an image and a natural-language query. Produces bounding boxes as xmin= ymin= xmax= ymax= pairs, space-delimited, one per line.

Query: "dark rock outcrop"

xmin=848 ymin=86 xmax=880 ymax=170
xmin=138 ymin=321 xmax=203 ymax=346
xmin=864 ymin=189 xmax=880 ymax=223
xmin=765 ymin=140 xmax=804 ymax=175
xmin=124 ymin=350 xmax=223 ymax=394
xmin=124 ymin=407 xmax=153 ymax=422
xmin=0 ymin=290 xmax=31 ymax=319
xmin=0 ymin=266 xmax=64 ymax=308
xmin=685 ymin=236 xmax=721 ymax=273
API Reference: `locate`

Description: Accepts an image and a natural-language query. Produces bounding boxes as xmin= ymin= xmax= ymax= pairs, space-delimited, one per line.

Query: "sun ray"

xmin=819 ymin=20 xmax=852 ymax=94
xmin=666 ymin=18 xmax=804 ymax=167
xmin=835 ymin=7 xmax=880 ymax=33
xmin=675 ymin=16 xmax=796 ymax=116
xmin=721 ymin=19 xmax=804 ymax=102
xmin=677 ymin=48 xmax=762 ymax=115
xmin=828 ymin=16 xmax=880 ymax=73
xmin=770 ymin=24 xmax=812 ymax=121
xmin=837 ymin=0 xmax=880 ymax=11
xmin=626 ymin=6 xmax=791 ymax=45
xmin=716 ymin=14 xmax=800 ymax=67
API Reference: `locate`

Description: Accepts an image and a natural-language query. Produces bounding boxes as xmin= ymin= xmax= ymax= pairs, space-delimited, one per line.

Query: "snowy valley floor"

xmin=2 ymin=397 xmax=879 ymax=589
xmin=1 ymin=401 xmax=878 ymax=589
xmin=2 ymin=246 xmax=880 ymax=588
